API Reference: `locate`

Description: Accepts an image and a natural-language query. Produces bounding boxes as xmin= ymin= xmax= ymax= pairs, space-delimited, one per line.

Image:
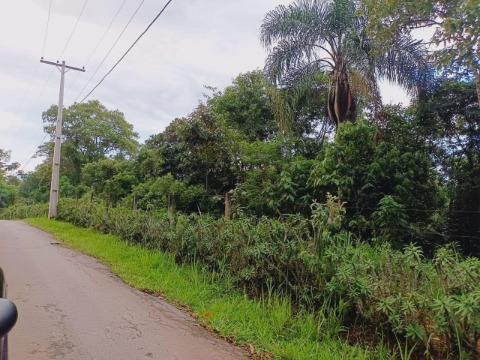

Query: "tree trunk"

xmin=476 ymin=69 xmax=480 ymax=106
xmin=328 ymin=63 xmax=356 ymax=128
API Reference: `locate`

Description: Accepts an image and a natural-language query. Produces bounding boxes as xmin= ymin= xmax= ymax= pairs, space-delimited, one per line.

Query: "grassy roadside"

xmin=24 ymin=218 xmax=387 ymax=360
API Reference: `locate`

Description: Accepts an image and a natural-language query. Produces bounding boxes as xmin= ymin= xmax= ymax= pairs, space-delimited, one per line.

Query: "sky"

xmin=0 ymin=0 xmax=410 ymax=171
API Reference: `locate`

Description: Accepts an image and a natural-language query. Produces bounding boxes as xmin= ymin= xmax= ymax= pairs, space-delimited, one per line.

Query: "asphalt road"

xmin=0 ymin=221 xmax=246 ymax=360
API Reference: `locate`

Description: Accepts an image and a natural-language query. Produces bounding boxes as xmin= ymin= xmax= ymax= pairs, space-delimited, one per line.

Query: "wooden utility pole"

xmin=40 ymin=58 xmax=85 ymax=219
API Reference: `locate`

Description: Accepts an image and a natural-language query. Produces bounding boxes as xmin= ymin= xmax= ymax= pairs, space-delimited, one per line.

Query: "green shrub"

xmin=0 ymin=203 xmax=48 ymax=219
xmin=311 ymin=121 xmax=446 ymax=248
xmin=0 ymin=183 xmax=17 ymax=208
xmin=127 ymin=174 xmax=212 ymax=213
xmin=234 ymin=157 xmax=317 ymax=217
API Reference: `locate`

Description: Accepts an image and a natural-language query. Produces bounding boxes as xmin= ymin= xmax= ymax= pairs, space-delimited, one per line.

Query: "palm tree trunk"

xmin=370 ymin=80 xmax=385 ymax=127
xmin=327 ymin=85 xmax=339 ymax=126
xmin=328 ymin=62 xmax=356 ymax=127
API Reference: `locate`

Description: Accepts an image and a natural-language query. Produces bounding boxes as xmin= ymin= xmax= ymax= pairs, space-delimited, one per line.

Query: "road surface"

xmin=0 ymin=221 xmax=246 ymax=360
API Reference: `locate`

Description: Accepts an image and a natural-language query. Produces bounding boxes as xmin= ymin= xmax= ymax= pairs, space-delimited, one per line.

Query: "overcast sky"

xmin=0 ymin=0 xmax=409 ymax=171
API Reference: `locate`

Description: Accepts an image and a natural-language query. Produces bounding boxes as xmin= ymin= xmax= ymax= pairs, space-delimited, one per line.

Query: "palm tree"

xmin=261 ymin=0 xmax=430 ymax=128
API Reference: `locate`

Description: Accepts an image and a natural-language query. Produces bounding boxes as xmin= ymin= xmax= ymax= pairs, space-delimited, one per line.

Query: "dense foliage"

xmin=0 ymin=149 xmax=19 ymax=208
xmin=363 ymin=0 xmax=480 ymax=102
xmin=39 ymin=100 xmax=139 ymax=184
xmin=311 ymin=119 xmax=446 ymax=248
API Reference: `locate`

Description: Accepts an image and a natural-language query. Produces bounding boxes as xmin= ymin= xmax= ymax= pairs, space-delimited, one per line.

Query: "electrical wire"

xmin=13 ymin=0 xmax=54 ymax=115
xmin=344 ymin=206 xmax=480 ymax=215
xmin=17 ymin=0 xmax=146 ymax=171
xmin=59 ymin=0 xmax=89 ymax=58
xmin=13 ymin=0 xmax=55 ymax=171
xmin=68 ymin=0 xmax=129 ymax=102
xmin=18 ymin=0 xmax=129 ymax=172
xmin=78 ymin=0 xmax=174 ymax=103
xmin=41 ymin=0 xmax=53 ymax=57
xmin=19 ymin=0 xmax=92 ymax=172
xmin=17 ymin=133 xmax=49 ymax=172
xmin=74 ymin=0 xmax=147 ymax=102
xmin=83 ymin=0 xmax=129 ymax=68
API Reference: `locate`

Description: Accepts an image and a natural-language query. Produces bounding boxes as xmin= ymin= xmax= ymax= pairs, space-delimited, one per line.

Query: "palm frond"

xmin=261 ymin=0 xmax=432 ymax=126
xmin=264 ymin=38 xmax=331 ymax=85
xmin=375 ymin=35 xmax=431 ymax=93
xmin=268 ymin=73 xmax=329 ymax=134
xmin=268 ymin=86 xmax=295 ymax=135
xmin=261 ymin=0 xmax=330 ymax=48
xmin=277 ymin=59 xmax=332 ymax=88
xmin=325 ymin=0 xmax=356 ymax=37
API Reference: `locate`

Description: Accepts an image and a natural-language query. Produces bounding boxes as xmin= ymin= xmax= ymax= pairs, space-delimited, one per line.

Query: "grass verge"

xmin=25 ymin=218 xmax=388 ymax=359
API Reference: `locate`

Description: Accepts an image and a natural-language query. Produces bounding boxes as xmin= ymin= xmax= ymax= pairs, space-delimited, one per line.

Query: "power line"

xmin=79 ymin=0 xmax=174 ymax=103
xmin=12 ymin=0 xmax=54 ymax=115
xmin=17 ymin=133 xmax=49 ymax=172
xmin=59 ymin=0 xmax=89 ymax=58
xmin=74 ymin=0 xmax=147 ymax=102
xmin=448 ymin=234 xmax=480 ymax=241
xmin=18 ymin=0 xmax=90 ymax=172
xmin=12 ymin=0 xmax=55 ymax=172
xmin=68 ymin=0 xmax=128 ymax=104
xmin=344 ymin=205 xmax=480 ymax=215
xmin=17 ymin=0 xmax=87 ymax=172
xmin=41 ymin=0 xmax=53 ymax=57
xmin=15 ymin=0 xmax=84 ymax=174
xmin=83 ymin=0 xmax=129 ymax=69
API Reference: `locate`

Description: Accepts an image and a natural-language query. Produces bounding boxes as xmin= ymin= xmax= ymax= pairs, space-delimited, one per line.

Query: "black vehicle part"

xmin=0 ymin=299 xmax=17 ymax=339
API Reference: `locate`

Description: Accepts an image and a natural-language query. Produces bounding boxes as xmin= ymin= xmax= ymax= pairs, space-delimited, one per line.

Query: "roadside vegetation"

xmin=1 ymin=0 xmax=479 ymax=358
xmin=25 ymin=217 xmax=384 ymax=360
xmin=6 ymin=196 xmax=480 ymax=359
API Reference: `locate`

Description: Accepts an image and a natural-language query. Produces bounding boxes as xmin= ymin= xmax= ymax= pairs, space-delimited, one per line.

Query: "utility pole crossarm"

xmin=40 ymin=58 xmax=85 ymax=219
xmin=40 ymin=57 xmax=86 ymax=72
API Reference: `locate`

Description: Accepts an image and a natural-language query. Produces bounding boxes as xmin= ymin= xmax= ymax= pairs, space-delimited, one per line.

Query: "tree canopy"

xmin=363 ymin=0 xmax=480 ymax=102
xmin=261 ymin=0 xmax=430 ymax=127
xmin=40 ymin=100 xmax=139 ymax=183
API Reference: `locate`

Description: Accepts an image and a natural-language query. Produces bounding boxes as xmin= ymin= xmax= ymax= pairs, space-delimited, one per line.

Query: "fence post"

xmin=168 ymin=192 xmax=175 ymax=224
xmin=224 ymin=190 xmax=233 ymax=220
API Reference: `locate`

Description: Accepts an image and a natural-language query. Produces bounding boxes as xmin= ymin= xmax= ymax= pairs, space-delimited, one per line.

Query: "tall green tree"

xmin=141 ymin=105 xmax=240 ymax=194
xmin=261 ymin=0 xmax=430 ymax=127
xmin=0 ymin=149 xmax=19 ymax=178
xmin=311 ymin=119 xmax=445 ymax=247
xmin=415 ymin=79 xmax=480 ymax=255
xmin=363 ymin=0 xmax=480 ymax=103
xmin=82 ymin=159 xmax=137 ymax=205
xmin=40 ymin=100 xmax=139 ymax=183
xmin=0 ymin=149 xmax=19 ymax=208
xmin=209 ymin=71 xmax=278 ymax=141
